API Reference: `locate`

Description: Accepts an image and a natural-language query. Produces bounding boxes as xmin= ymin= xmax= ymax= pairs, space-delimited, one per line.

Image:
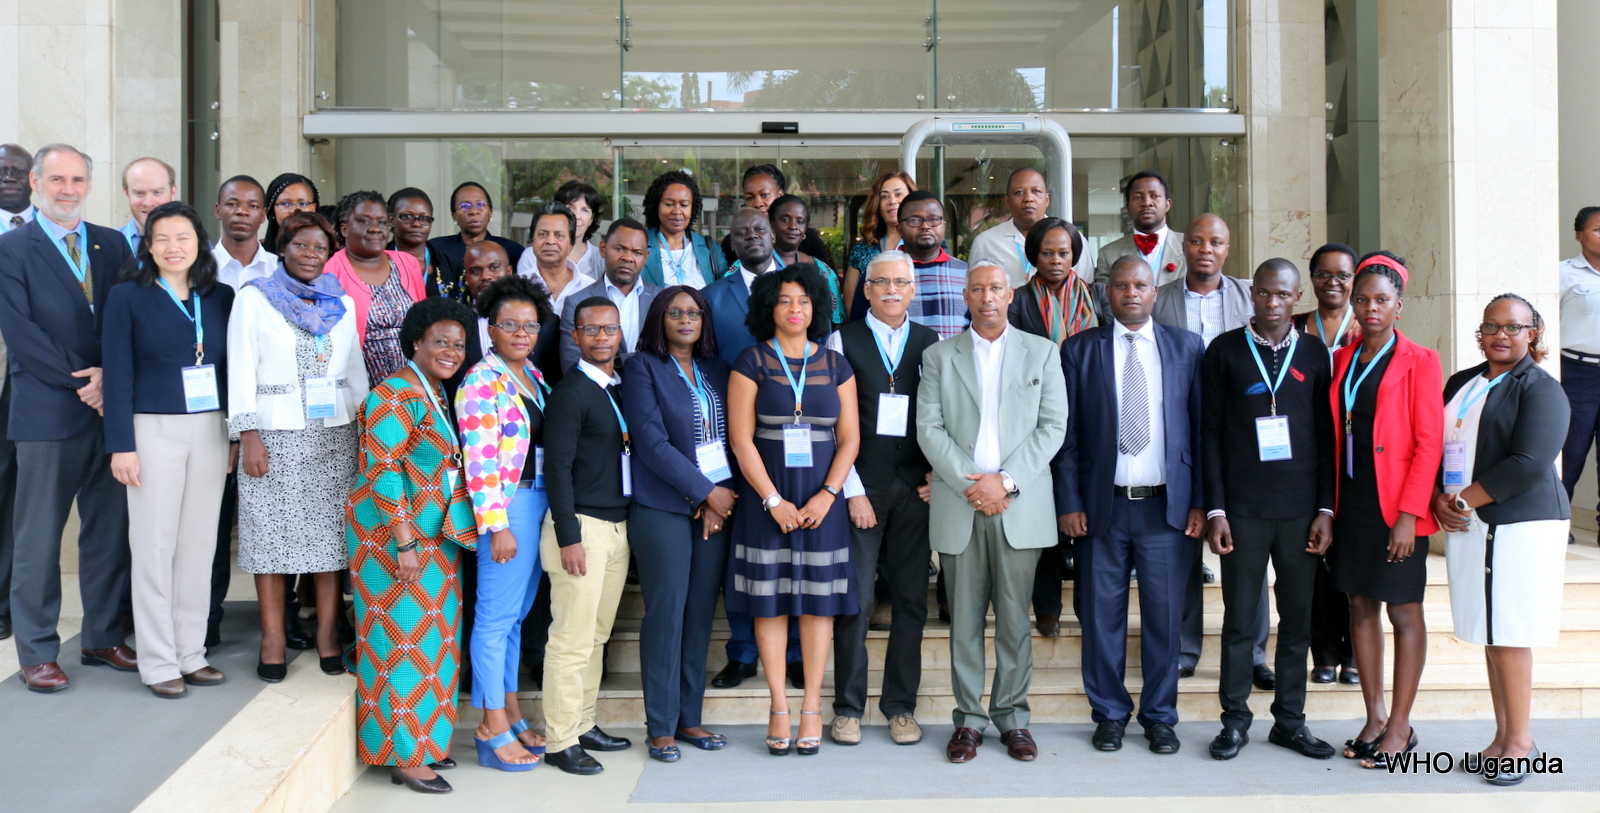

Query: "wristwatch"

xmin=1000 ymin=471 xmax=1019 ymax=497
xmin=395 ymin=540 xmax=418 ymax=553
xmin=763 ymin=492 xmax=783 ymax=511
xmin=821 ymin=484 xmax=840 ymax=497
xmin=1454 ymin=495 xmax=1471 ymax=513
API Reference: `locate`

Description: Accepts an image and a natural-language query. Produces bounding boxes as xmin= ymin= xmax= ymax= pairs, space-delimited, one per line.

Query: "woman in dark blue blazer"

xmin=621 ymin=284 xmax=737 ymax=762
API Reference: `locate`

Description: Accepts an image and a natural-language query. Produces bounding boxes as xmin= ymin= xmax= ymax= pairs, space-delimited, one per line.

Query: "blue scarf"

xmin=245 ymin=263 xmax=348 ymax=336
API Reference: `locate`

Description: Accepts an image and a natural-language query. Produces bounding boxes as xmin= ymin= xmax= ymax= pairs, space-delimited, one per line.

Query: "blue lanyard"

xmin=1453 ymin=373 xmax=1508 ymax=438
xmin=1013 ymin=238 xmax=1034 ymax=277
xmin=870 ymin=319 xmax=907 ymax=391
xmin=47 ymin=220 xmax=90 ymax=283
xmin=1245 ymin=327 xmax=1296 ymax=416
xmin=157 ymin=278 xmax=204 ymax=363
xmin=674 ymin=360 xmax=719 ymax=439
xmin=601 ymin=381 xmax=630 ymax=449
xmin=1341 ymin=333 xmax=1396 ymax=428
xmin=314 ymin=334 xmax=326 ymax=362
xmin=490 ymin=351 xmax=549 ymax=413
xmin=1313 ymin=306 xmax=1353 ymax=360
xmin=659 ymin=231 xmax=694 ymax=285
xmin=406 ymin=360 xmax=458 ymax=454
xmin=770 ymin=338 xmax=812 ymax=418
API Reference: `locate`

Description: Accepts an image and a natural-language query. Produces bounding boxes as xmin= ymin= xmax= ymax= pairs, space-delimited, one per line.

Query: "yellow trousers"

xmin=540 ymin=512 xmax=630 ymax=751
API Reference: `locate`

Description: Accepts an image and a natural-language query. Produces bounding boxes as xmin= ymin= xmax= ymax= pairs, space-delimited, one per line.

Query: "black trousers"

xmin=833 ymin=477 xmax=930 ymax=719
xmin=631 ymin=504 xmax=727 ymax=737
xmin=1030 ymin=536 xmax=1072 ymax=616
xmin=11 ymin=430 xmax=129 ymax=664
xmin=207 ymin=470 xmax=236 ymax=635
xmin=1218 ymin=515 xmax=1319 ymax=731
xmin=1181 ymin=541 xmax=1269 ymax=670
xmin=1309 ymin=556 xmax=1352 ymax=668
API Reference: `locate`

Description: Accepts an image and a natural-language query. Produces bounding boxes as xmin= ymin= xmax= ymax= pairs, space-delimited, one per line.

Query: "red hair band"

xmin=1355 ymin=254 xmax=1409 ymax=288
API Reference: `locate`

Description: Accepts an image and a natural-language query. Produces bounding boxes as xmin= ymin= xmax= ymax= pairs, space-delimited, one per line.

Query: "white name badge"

xmin=533 ymin=445 xmax=545 ymax=489
xmin=876 ymin=393 xmax=910 ymax=437
xmin=304 ymin=376 xmax=337 ymax=419
xmin=446 ymin=466 xmax=460 ymax=495
xmin=1443 ymin=440 xmax=1468 ymax=487
xmin=620 ymin=452 xmax=633 ymax=496
xmin=181 ymin=364 xmax=220 ymax=413
xmin=784 ymin=424 xmax=813 ymax=468
xmin=1255 ymin=416 xmax=1292 ymax=462
xmin=696 ymin=441 xmax=733 ymax=482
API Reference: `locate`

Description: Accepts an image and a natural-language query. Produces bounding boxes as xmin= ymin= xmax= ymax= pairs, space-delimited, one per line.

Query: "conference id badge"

xmin=181 ymin=365 xmax=220 ymax=413
xmin=304 ymin=376 xmax=338 ymax=420
xmin=621 ymin=452 xmax=633 ymax=497
xmin=696 ymin=441 xmax=733 ymax=483
xmin=877 ymin=393 xmax=910 ymax=437
xmin=1255 ymin=416 xmax=1292 ymax=462
xmin=446 ymin=466 xmax=460 ymax=495
xmin=533 ymin=445 xmax=545 ymax=489
xmin=1443 ymin=440 xmax=1468 ymax=487
xmin=784 ymin=424 xmax=813 ymax=468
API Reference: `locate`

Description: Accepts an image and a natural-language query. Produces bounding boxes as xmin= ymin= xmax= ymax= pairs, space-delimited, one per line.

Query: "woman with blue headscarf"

xmin=227 ymin=210 xmax=370 ymax=682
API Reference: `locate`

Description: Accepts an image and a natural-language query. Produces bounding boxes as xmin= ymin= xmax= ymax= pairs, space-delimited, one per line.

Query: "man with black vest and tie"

xmin=830 ymin=249 xmax=941 ymax=747
xmin=0 ymin=144 xmax=137 ymax=691
xmin=1055 ymin=255 xmax=1204 ymax=754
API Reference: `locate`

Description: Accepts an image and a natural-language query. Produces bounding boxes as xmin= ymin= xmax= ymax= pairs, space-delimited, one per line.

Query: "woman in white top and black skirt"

xmin=1432 ymin=293 xmax=1570 ymax=786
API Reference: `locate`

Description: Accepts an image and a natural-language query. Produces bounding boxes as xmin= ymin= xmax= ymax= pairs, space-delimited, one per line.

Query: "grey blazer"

xmin=1150 ymin=274 xmax=1252 ymax=340
xmin=915 ymin=328 xmax=1068 ymax=556
xmin=558 ymin=277 xmax=661 ymax=372
xmin=1094 ymin=229 xmax=1186 ymax=286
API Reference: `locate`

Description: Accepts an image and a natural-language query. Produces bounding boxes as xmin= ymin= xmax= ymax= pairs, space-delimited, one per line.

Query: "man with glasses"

xmin=559 ymin=218 xmax=659 ymax=373
xmin=517 ymin=201 xmax=593 ymax=317
xmin=896 ymin=191 xmax=968 ymax=339
xmin=117 ymin=157 xmax=177 ymax=253
xmin=830 ymin=250 xmax=941 ymax=746
xmin=0 ymin=144 xmax=34 ymax=236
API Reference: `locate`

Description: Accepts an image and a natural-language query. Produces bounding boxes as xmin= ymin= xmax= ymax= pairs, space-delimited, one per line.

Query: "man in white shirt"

xmin=210 ymin=175 xmax=275 ymax=289
xmin=518 ymin=202 xmax=593 ymax=317
xmin=118 ymin=157 xmax=177 ymax=253
xmin=918 ymin=261 xmax=1066 ymax=763
xmin=0 ymin=144 xmax=34 ymax=237
xmin=559 ymin=218 xmax=659 ymax=373
xmin=1094 ymin=171 xmax=1186 ymax=286
xmin=969 ymin=168 xmax=1097 ymax=289
xmin=1560 ymin=205 xmax=1600 ymax=526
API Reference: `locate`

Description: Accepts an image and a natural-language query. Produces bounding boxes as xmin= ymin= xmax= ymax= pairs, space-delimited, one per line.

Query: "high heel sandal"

xmin=766 ymin=709 xmax=792 ymax=755
xmin=1343 ymin=726 xmax=1386 ymax=760
xmin=509 ymin=718 xmax=547 ymax=755
xmin=1360 ymin=726 xmax=1418 ymax=770
xmin=797 ymin=710 xmax=823 ymax=756
xmin=474 ymin=729 xmax=540 ymax=772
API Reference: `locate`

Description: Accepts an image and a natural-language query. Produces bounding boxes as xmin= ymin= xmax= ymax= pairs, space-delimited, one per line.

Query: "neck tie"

xmin=1118 ymin=333 xmax=1150 ymax=456
xmin=8 ymin=215 xmax=20 ymax=230
xmin=63 ymin=232 xmax=92 ymax=304
xmin=1132 ymin=231 xmax=1159 ymax=255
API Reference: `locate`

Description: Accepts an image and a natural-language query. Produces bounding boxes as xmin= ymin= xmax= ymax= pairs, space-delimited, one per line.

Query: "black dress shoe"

xmin=545 ymin=744 xmax=603 ymax=775
xmin=1202 ymin=564 xmax=1216 ymax=584
xmin=0 ymin=615 xmax=11 ymax=641
xmin=389 ymin=767 xmax=451 ymax=793
xmin=1144 ymin=723 xmax=1181 ymax=754
xmin=1311 ymin=666 xmax=1337 ymax=684
xmin=787 ymin=661 xmax=805 ymax=690
xmin=320 ymin=656 xmax=347 ymax=675
xmin=1268 ymin=724 xmax=1336 ymax=759
xmin=1252 ymin=664 xmax=1276 ymax=691
xmin=1338 ymin=666 xmax=1360 ymax=685
xmin=1091 ymin=720 xmax=1126 ymax=752
xmin=1178 ymin=664 xmax=1196 ymax=679
xmin=578 ymin=725 xmax=632 ymax=752
xmin=710 ymin=660 xmax=757 ymax=689
xmin=257 ymin=661 xmax=287 ymax=683
xmin=284 ymin=622 xmax=315 ymax=651
xmin=1208 ymin=727 xmax=1248 ymax=760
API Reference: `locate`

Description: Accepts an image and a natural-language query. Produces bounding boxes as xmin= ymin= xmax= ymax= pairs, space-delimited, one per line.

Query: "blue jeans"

xmin=470 ymin=485 xmax=546 ymax=709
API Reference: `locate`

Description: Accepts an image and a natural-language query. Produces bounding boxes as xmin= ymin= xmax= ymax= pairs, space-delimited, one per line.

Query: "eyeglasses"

xmin=395 ymin=213 xmax=435 ymax=226
xmin=491 ymin=319 xmax=541 ymax=334
xmin=577 ymin=324 xmax=622 ymax=336
xmin=457 ymin=201 xmax=489 ymax=213
xmin=1311 ymin=271 xmax=1353 ymax=282
xmin=665 ymin=308 xmax=704 ymax=321
xmin=902 ymin=216 xmax=945 ymax=229
xmin=867 ymin=278 xmax=913 ymax=290
xmin=274 ymin=199 xmax=314 ymax=211
xmin=1479 ymin=322 xmax=1535 ymax=336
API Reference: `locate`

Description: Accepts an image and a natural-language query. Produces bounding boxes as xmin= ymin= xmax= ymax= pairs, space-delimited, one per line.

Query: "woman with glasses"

xmin=347 ymin=297 xmax=480 ymax=794
xmin=387 ymin=187 xmax=448 ymax=300
xmin=770 ymin=195 xmax=846 ymax=326
xmin=262 ymin=173 xmax=319 ymax=256
xmin=622 ymin=285 xmax=736 ymax=762
xmin=427 ymin=181 xmax=527 ymax=303
xmin=556 ymin=181 xmax=606 ymax=281
xmin=455 ymin=276 xmax=555 ymax=771
xmin=228 ymin=211 xmax=368 ymax=682
xmin=844 ymin=170 xmax=915 ymax=321
xmin=324 ymin=191 xmax=426 ymax=383
xmin=1431 ymin=295 xmax=1569 ymax=786
xmin=1326 ymin=252 xmax=1443 ymax=769
xmin=641 ymin=170 xmax=726 ymax=289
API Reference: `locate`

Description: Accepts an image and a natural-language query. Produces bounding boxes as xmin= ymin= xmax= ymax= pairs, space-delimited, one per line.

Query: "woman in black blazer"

xmin=1431 ymin=293 xmax=1569 ymax=785
xmin=620 ymin=285 xmax=737 ymax=762
xmin=1006 ymin=217 xmax=1102 ymax=342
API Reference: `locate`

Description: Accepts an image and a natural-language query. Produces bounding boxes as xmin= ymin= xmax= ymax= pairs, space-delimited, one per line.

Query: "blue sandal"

xmin=475 ymin=729 xmax=540 ymax=772
xmin=509 ymin=718 xmax=547 ymax=755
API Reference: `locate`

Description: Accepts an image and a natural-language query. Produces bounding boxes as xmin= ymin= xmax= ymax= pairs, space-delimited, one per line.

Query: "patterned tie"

xmin=8 ymin=215 xmax=20 ymax=230
xmin=1118 ymin=332 xmax=1150 ymax=455
xmin=63 ymin=232 xmax=92 ymax=303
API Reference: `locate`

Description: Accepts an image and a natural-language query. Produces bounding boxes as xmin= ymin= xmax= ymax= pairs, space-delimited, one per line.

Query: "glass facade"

xmin=315 ymin=0 xmax=1231 ymax=112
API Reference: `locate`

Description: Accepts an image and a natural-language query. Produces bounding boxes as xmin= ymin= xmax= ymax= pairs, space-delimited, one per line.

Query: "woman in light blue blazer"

xmin=641 ymin=170 xmax=727 ymax=289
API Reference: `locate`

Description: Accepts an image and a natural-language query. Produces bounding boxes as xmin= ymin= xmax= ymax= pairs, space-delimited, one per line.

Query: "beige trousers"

xmin=540 ymin=512 xmax=630 ymax=751
xmin=127 ymin=412 xmax=229 ymax=685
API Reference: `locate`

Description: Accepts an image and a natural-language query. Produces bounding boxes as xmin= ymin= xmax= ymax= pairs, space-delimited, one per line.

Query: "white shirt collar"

xmin=1113 ymin=319 xmax=1157 ymax=342
xmin=739 ymin=256 xmax=778 ymax=289
xmin=603 ymin=275 xmax=642 ymax=300
xmin=0 ymin=204 xmax=35 ymax=224
xmin=212 ymin=240 xmax=274 ymax=269
xmin=1136 ymin=224 xmax=1170 ymax=239
xmin=971 ymin=324 xmax=1010 ymax=352
xmin=577 ymin=359 xmax=621 ymax=389
xmin=1568 ymin=254 xmax=1599 ymax=273
xmin=865 ymin=309 xmax=909 ymax=338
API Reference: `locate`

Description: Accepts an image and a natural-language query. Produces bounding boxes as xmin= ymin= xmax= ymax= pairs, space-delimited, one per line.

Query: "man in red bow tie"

xmin=1095 ymin=170 xmax=1185 ymax=287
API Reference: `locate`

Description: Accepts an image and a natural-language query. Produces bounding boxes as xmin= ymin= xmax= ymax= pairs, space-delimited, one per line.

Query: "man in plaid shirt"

xmin=896 ymin=191 xmax=969 ymax=339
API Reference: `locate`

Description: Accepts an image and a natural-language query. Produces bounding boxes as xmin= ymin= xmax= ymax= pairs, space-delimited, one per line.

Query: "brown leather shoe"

xmin=1036 ymin=614 xmax=1061 ymax=638
xmin=947 ymin=727 xmax=982 ymax=763
xmin=149 ymin=678 xmax=188 ymax=699
xmin=1001 ymin=728 xmax=1038 ymax=761
xmin=19 ymin=662 xmax=69 ymax=693
xmin=81 ymin=645 xmax=139 ymax=672
xmin=183 ymin=666 xmax=226 ymax=686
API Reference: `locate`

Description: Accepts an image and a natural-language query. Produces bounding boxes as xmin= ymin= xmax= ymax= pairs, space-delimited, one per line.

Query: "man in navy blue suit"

xmin=0 ymin=144 xmax=136 ymax=692
xmin=1054 ymin=255 xmax=1204 ymax=755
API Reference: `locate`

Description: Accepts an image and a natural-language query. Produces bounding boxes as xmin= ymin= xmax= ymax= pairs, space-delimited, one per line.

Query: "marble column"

xmin=219 ymin=0 xmax=313 ymax=201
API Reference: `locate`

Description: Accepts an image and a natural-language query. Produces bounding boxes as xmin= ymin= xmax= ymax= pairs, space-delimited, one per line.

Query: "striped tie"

xmin=1118 ymin=333 xmax=1150 ymax=455
xmin=63 ymin=232 xmax=92 ymax=303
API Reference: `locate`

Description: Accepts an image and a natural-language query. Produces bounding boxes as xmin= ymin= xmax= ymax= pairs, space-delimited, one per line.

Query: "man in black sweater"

xmin=829 ymin=250 xmax=941 ymax=747
xmin=541 ymin=296 xmax=635 ymax=775
xmin=1200 ymin=259 xmax=1337 ymax=761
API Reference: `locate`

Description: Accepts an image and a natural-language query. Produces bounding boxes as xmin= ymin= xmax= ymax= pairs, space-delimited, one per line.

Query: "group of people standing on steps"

xmin=0 ymin=141 xmax=1571 ymax=796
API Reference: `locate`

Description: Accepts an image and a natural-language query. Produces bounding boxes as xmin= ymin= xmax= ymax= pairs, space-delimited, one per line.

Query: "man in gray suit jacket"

xmin=917 ymin=261 xmax=1067 ymax=764
xmin=559 ymin=217 xmax=659 ymax=372
xmin=1095 ymin=170 xmax=1186 ymax=287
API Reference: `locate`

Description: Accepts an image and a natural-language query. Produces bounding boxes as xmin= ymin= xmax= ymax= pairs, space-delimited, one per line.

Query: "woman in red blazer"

xmin=1326 ymin=252 xmax=1443 ymax=769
